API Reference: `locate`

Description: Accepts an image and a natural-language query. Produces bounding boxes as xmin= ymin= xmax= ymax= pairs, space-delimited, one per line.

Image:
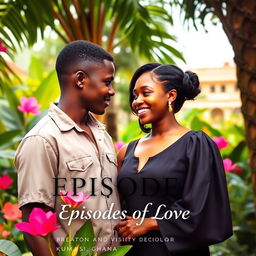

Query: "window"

xmin=210 ymin=85 xmax=215 ymax=93
xmin=221 ymin=85 xmax=226 ymax=92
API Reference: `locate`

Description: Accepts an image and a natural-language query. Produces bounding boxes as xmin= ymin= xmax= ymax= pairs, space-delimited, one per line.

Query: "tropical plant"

xmin=0 ymin=0 xmax=185 ymax=140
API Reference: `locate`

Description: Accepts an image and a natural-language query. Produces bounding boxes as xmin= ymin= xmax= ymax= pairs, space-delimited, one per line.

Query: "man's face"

xmin=81 ymin=60 xmax=115 ymax=115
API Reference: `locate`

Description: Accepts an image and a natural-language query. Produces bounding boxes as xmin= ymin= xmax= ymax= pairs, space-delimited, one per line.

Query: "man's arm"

xmin=21 ymin=203 xmax=58 ymax=256
xmin=117 ymin=144 xmax=128 ymax=172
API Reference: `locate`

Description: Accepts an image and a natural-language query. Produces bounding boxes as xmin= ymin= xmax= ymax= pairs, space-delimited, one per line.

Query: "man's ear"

xmin=75 ymin=71 xmax=88 ymax=89
xmin=167 ymin=89 xmax=177 ymax=102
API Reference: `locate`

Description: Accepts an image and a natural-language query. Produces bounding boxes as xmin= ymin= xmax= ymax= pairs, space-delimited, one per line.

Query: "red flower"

xmin=60 ymin=191 xmax=90 ymax=209
xmin=0 ymin=174 xmax=13 ymax=189
xmin=233 ymin=166 xmax=243 ymax=175
xmin=0 ymin=224 xmax=11 ymax=238
xmin=0 ymin=41 xmax=7 ymax=52
xmin=2 ymin=202 xmax=22 ymax=221
xmin=15 ymin=208 xmax=60 ymax=236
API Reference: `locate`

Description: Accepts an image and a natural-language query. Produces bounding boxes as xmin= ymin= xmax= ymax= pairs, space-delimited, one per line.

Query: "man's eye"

xmin=105 ymin=80 xmax=112 ymax=86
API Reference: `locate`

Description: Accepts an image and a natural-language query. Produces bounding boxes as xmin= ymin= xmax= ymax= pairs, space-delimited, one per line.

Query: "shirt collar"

xmin=48 ymin=103 xmax=105 ymax=132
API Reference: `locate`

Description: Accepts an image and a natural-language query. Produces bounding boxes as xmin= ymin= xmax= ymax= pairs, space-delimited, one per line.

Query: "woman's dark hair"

xmin=129 ymin=64 xmax=201 ymax=133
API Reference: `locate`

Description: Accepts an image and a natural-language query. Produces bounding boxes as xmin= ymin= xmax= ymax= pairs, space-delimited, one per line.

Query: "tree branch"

xmin=51 ymin=5 xmax=75 ymax=41
xmin=97 ymin=2 xmax=105 ymax=46
xmin=107 ymin=15 xmax=119 ymax=52
xmin=73 ymin=0 xmax=91 ymax=40
xmin=61 ymin=0 xmax=83 ymax=40
xmin=207 ymin=0 xmax=232 ymax=42
xmin=89 ymin=0 xmax=97 ymax=43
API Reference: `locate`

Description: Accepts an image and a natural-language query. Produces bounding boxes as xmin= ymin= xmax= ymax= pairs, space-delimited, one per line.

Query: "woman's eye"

xmin=143 ymin=91 xmax=151 ymax=96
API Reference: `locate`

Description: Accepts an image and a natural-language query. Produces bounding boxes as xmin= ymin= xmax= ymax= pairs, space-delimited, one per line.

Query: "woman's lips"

xmin=137 ymin=108 xmax=150 ymax=118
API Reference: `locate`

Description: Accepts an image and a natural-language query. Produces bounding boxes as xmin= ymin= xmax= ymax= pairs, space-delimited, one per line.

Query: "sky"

xmin=170 ymin=12 xmax=235 ymax=69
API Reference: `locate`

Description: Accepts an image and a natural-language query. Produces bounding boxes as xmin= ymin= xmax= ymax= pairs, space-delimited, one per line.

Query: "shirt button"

xmin=99 ymin=139 xmax=101 ymax=141
xmin=81 ymin=165 xmax=85 ymax=169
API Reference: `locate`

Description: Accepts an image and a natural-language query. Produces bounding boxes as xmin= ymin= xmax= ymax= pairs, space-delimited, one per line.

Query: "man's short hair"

xmin=55 ymin=40 xmax=113 ymax=80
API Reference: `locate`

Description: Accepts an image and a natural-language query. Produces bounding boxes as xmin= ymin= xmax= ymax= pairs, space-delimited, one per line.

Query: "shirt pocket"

xmin=66 ymin=156 xmax=93 ymax=172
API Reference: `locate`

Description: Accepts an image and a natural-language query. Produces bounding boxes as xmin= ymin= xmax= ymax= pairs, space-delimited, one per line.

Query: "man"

xmin=15 ymin=40 xmax=121 ymax=255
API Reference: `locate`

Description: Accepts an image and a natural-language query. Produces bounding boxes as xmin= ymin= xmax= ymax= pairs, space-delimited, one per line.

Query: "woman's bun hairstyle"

xmin=152 ymin=65 xmax=201 ymax=113
xmin=182 ymin=71 xmax=201 ymax=100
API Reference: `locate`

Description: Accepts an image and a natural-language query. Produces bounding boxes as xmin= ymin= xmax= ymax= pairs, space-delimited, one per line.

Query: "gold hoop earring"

xmin=168 ymin=101 xmax=173 ymax=112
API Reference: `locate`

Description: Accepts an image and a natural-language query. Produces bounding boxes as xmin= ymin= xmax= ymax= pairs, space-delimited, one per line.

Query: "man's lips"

xmin=104 ymin=97 xmax=111 ymax=106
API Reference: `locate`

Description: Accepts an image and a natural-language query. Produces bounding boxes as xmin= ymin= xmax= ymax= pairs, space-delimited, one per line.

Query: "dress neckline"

xmin=133 ymin=130 xmax=193 ymax=172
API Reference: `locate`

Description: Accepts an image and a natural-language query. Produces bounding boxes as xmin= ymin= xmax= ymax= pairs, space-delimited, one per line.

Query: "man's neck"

xmin=57 ymin=97 xmax=89 ymax=126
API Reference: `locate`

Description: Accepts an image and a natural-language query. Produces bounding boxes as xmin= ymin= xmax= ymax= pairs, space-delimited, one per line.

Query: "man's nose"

xmin=109 ymin=86 xmax=115 ymax=96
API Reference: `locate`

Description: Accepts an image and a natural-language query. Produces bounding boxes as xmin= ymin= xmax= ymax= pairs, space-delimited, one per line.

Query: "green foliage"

xmin=0 ymin=55 xmax=59 ymax=253
xmin=120 ymin=120 xmax=145 ymax=143
xmin=59 ymin=220 xmax=132 ymax=256
xmin=0 ymin=239 xmax=22 ymax=256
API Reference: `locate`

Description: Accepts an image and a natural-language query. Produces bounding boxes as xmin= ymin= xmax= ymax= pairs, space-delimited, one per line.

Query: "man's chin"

xmin=91 ymin=108 xmax=105 ymax=115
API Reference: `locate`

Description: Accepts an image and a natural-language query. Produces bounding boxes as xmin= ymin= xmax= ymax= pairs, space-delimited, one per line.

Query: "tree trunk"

xmin=211 ymin=0 xmax=256 ymax=210
xmin=105 ymin=98 xmax=118 ymax=141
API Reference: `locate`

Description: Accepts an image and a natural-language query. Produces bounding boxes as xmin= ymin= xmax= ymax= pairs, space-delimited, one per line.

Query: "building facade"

xmin=177 ymin=63 xmax=242 ymax=124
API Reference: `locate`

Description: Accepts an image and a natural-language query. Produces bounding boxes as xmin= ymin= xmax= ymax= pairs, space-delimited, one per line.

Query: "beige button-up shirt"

xmin=15 ymin=103 xmax=121 ymax=253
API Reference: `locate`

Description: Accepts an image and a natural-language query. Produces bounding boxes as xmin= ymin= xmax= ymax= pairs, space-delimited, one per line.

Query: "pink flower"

xmin=15 ymin=208 xmax=60 ymax=236
xmin=0 ymin=174 xmax=13 ymax=189
xmin=1 ymin=230 xmax=11 ymax=238
xmin=223 ymin=158 xmax=237 ymax=172
xmin=114 ymin=141 xmax=125 ymax=151
xmin=212 ymin=136 xmax=228 ymax=149
xmin=3 ymin=202 xmax=22 ymax=221
xmin=60 ymin=191 xmax=90 ymax=209
xmin=17 ymin=96 xmax=40 ymax=115
xmin=0 ymin=41 xmax=7 ymax=52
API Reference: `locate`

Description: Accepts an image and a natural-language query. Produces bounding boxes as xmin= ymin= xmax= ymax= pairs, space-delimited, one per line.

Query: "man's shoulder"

xmin=24 ymin=114 xmax=59 ymax=141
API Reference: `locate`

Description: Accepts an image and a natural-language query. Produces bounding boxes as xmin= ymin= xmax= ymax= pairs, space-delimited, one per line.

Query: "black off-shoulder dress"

xmin=117 ymin=130 xmax=233 ymax=256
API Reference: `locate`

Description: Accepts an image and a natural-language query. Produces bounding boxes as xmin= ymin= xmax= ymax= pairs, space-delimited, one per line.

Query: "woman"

xmin=115 ymin=63 xmax=233 ymax=256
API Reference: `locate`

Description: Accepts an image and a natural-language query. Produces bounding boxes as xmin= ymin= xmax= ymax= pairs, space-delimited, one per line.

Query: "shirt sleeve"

xmin=14 ymin=135 xmax=58 ymax=209
xmin=156 ymin=131 xmax=233 ymax=253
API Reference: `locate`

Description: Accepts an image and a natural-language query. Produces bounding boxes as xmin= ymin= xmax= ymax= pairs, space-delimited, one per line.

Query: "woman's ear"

xmin=75 ymin=71 xmax=88 ymax=89
xmin=167 ymin=89 xmax=177 ymax=102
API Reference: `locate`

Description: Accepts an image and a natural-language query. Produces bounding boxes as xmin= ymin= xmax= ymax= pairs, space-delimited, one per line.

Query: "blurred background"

xmin=0 ymin=0 xmax=255 ymax=255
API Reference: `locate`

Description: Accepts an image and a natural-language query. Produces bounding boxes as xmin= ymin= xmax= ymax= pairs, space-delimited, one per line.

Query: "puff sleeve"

xmin=156 ymin=131 xmax=233 ymax=253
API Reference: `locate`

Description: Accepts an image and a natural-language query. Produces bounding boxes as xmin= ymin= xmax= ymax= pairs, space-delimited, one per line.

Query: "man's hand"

xmin=21 ymin=203 xmax=58 ymax=256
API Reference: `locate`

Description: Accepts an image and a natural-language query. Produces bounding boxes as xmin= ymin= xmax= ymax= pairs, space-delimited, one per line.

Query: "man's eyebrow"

xmin=105 ymin=76 xmax=114 ymax=80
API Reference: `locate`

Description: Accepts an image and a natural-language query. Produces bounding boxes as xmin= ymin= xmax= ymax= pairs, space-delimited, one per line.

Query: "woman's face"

xmin=131 ymin=72 xmax=170 ymax=125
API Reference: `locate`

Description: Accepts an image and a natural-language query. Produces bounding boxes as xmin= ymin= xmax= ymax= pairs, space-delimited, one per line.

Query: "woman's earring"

xmin=168 ymin=101 xmax=173 ymax=112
